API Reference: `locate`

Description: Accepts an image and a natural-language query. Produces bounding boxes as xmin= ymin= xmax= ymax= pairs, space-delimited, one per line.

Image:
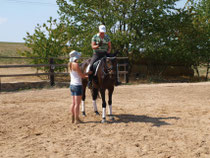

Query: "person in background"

xmin=68 ymin=50 xmax=87 ymax=124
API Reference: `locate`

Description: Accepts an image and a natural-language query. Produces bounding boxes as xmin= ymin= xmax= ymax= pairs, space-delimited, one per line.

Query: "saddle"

xmin=92 ymin=58 xmax=104 ymax=76
xmin=91 ymin=53 xmax=115 ymax=76
xmin=91 ymin=57 xmax=106 ymax=85
xmin=92 ymin=55 xmax=116 ymax=76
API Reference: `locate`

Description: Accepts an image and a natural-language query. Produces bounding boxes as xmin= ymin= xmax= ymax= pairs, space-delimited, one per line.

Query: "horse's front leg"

xmin=100 ymin=88 xmax=107 ymax=123
xmin=82 ymin=80 xmax=87 ymax=116
xmin=108 ymin=86 xmax=114 ymax=121
xmin=92 ymin=88 xmax=99 ymax=115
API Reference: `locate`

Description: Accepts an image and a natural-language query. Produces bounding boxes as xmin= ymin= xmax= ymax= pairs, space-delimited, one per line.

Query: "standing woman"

xmin=69 ymin=50 xmax=87 ymax=123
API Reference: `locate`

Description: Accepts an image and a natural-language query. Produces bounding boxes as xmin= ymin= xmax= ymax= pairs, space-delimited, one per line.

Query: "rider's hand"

xmin=98 ymin=41 xmax=103 ymax=46
xmin=94 ymin=44 xmax=100 ymax=49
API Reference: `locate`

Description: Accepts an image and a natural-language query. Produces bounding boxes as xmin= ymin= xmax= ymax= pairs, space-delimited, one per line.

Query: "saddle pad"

xmin=93 ymin=60 xmax=102 ymax=76
xmin=85 ymin=60 xmax=102 ymax=76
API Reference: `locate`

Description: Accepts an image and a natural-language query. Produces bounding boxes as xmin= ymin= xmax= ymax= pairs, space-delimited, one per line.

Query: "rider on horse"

xmin=86 ymin=24 xmax=120 ymax=88
xmin=86 ymin=24 xmax=111 ymax=88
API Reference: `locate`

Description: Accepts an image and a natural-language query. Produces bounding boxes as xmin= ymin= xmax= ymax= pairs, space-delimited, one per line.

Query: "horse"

xmin=80 ymin=53 xmax=118 ymax=123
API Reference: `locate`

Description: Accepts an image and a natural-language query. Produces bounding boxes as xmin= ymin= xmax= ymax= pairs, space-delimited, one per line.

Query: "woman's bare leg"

xmin=75 ymin=95 xmax=82 ymax=123
xmin=71 ymin=96 xmax=76 ymax=123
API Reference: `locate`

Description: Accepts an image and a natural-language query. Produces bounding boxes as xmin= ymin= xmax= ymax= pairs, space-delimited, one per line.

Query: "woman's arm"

xmin=73 ymin=62 xmax=88 ymax=78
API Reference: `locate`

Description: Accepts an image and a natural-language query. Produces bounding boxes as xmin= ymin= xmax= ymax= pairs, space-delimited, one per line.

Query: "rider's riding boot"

xmin=88 ymin=74 xmax=93 ymax=89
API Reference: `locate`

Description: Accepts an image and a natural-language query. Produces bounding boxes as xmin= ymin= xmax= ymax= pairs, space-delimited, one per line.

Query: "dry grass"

xmin=0 ymin=42 xmax=27 ymax=51
xmin=0 ymin=42 xmax=30 ymax=64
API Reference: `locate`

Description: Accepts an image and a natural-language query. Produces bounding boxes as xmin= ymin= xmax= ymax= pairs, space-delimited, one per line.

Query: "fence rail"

xmin=0 ymin=56 xmax=129 ymax=90
xmin=0 ymin=72 xmax=69 ymax=77
xmin=0 ymin=56 xmax=129 ymax=60
xmin=0 ymin=64 xmax=67 ymax=68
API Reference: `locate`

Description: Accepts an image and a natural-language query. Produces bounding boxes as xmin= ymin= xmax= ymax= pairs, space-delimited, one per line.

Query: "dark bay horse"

xmin=80 ymin=54 xmax=117 ymax=123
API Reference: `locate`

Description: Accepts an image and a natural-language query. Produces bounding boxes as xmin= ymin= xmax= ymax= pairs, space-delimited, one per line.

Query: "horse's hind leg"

xmin=82 ymin=82 xmax=87 ymax=116
xmin=108 ymin=86 xmax=114 ymax=121
xmin=92 ymin=88 xmax=99 ymax=115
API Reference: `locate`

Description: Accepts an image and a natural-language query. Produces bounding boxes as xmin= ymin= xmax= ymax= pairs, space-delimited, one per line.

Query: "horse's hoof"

xmin=82 ymin=111 xmax=86 ymax=117
xmin=101 ymin=118 xmax=106 ymax=123
xmin=95 ymin=111 xmax=100 ymax=115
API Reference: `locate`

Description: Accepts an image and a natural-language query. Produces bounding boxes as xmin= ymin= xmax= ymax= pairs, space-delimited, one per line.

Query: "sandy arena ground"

xmin=0 ymin=82 xmax=210 ymax=158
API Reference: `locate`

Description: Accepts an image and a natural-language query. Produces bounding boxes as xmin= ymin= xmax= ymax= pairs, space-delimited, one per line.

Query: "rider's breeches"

xmin=88 ymin=52 xmax=106 ymax=72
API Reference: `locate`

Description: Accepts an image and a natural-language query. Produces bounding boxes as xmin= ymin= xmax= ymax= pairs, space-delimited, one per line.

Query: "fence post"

xmin=49 ymin=58 xmax=55 ymax=86
xmin=125 ymin=59 xmax=129 ymax=83
xmin=123 ymin=63 xmax=126 ymax=83
xmin=0 ymin=78 xmax=1 ymax=93
xmin=116 ymin=63 xmax=120 ymax=83
xmin=206 ymin=61 xmax=210 ymax=81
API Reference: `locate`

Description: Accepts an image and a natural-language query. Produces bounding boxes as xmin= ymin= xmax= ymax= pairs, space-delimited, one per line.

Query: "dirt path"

xmin=0 ymin=82 xmax=210 ymax=158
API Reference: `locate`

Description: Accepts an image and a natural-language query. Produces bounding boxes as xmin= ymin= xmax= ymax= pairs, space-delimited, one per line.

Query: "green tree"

xmin=21 ymin=0 xmax=209 ymax=78
xmin=56 ymin=0 xmax=180 ymax=57
xmin=180 ymin=0 xmax=210 ymax=78
xmin=57 ymin=0 xmax=184 ymax=75
xmin=192 ymin=0 xmax=209 ymax=64
xmin=21 ymin=17 xmax=70 ymax=72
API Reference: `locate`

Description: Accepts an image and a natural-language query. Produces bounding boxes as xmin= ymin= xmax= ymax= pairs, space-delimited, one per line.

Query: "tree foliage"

xmin=56 ymin=0 xmax=209 ymax=66
xmin=183 ymin=0 xmax=210 ymax=78
xmin=56 ymin=0 xmax=185 ymax=62
xmin=21 ymin=17 xmax=70 ymax=72
xmin=22 ymin=0 xmax=209 ymax=76
xmin=191 ymin=0 xmax=209 ymax=64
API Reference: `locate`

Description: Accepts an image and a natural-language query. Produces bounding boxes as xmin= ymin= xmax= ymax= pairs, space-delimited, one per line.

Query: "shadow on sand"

xmin=113 ymin=114 xmax=180 ymax=127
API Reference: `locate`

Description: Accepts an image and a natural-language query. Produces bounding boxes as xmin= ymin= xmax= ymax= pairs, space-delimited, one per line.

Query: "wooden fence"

xmin=0 ymin=56 xmax=129 ymax=91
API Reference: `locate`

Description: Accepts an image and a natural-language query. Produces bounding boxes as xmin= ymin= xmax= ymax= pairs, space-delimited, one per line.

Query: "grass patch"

xmin=0 ymin=42 xmax=30 ymax=64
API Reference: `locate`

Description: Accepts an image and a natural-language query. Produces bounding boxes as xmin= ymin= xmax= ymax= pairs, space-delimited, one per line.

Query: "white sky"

xmin=0 ymin=0 xmax=187 ymax=43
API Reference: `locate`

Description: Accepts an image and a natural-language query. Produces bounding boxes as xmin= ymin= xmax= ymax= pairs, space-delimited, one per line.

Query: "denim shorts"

xmin=70 ymin=85 xmax=82 ymax=96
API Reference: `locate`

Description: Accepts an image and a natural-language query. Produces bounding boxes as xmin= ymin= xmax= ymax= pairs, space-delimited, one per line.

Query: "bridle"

xmin=102 ymin=57 xmax=116 ymax=76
